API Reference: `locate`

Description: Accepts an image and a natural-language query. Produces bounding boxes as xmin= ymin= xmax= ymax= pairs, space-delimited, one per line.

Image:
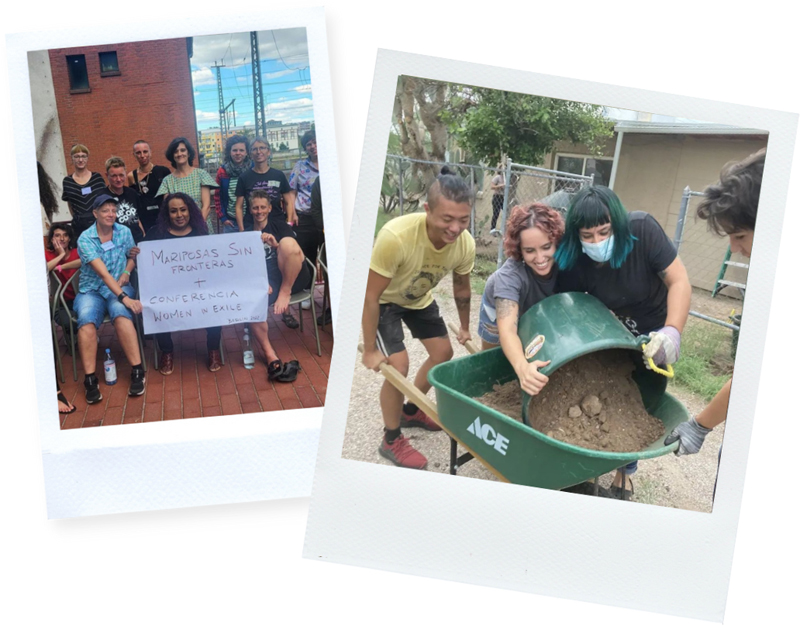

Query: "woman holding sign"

xmin=144 ymin=193 xmax=223 ymax=374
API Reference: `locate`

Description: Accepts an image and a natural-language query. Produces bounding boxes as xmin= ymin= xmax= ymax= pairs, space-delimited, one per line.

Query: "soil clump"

xmin=474 ymin=350 xmax=665 ymax=453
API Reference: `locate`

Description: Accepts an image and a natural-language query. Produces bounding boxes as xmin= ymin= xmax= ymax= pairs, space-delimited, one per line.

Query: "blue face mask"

xmin=581 ymin=235 xmax=615 ymax=263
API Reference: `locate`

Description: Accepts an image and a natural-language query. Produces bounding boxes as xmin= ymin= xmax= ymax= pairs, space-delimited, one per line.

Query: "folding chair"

xmin=288 ymin=257 xmax=322 ymax=356
xmin=317 ymin=242 xmax=331 ymax=329
xmin=60 ymin=269 xmax=147 ymax=381
xmin=49 ymin=271 xmax=67 ymax=383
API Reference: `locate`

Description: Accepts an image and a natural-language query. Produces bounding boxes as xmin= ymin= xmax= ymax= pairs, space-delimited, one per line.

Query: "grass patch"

xmin=672 ymin=318 xmax=735 ymax=401
xmin=471 ymin=255 xmax=499 ymax=294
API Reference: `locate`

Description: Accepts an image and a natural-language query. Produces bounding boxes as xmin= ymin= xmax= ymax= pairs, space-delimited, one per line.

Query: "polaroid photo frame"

xmin=303 ymin=49 xmax=797 ymax=621
xmin=7 ymin=6 xmax=343 ymax=518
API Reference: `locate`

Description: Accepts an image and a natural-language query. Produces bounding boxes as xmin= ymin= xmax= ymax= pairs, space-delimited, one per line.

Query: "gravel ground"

xmin=343 ymin=279 xmax=728 ymax=513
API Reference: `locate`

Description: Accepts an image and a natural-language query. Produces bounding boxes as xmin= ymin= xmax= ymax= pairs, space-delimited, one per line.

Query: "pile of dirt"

xmin=474 ymin=350 xmax=665 ymax=453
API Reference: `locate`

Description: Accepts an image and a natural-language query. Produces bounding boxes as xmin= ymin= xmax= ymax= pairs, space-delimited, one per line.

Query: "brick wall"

xmin=49 ymin=38 xmax=197 ymax=178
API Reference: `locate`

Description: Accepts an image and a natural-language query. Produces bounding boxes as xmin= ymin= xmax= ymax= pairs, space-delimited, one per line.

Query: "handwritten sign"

xmin=138 ymin=231 xmax=269 ymax=334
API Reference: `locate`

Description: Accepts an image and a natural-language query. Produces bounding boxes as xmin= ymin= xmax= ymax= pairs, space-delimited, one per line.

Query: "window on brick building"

xmin=99 ymin=51 xmax=120 ymax=77
xmin=66 ymin=55 xmax=90 ymax=93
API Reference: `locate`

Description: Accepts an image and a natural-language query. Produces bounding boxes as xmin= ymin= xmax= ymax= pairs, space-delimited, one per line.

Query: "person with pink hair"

xmin=477 ymin=202 xmax=564 ymax=397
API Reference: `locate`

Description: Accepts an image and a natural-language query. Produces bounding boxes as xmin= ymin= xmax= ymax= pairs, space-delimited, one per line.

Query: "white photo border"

xmin=8 ymin=7 xmax=343 ymax=518
xmin=303 ymin=49 xmax=797 ymax=621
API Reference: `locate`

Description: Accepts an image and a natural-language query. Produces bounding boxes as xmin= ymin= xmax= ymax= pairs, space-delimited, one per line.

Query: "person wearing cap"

xmin=289 ymin=130 xmax=321 ymax=267
xmin=75 ymin=194 xmax=146 ymax=403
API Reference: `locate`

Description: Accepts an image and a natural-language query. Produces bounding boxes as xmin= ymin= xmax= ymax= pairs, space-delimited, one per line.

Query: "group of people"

xmin=362 ymin=150 xmax=764 ymax=501
xmin=45 ymin=131 xmax=325 ymax=412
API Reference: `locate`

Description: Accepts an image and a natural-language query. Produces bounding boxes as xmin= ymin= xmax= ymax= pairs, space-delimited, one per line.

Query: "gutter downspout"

xmin=608 ymin=130 xmax=624 ymax=190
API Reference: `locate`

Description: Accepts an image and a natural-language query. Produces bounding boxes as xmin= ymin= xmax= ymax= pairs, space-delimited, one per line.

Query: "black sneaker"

xmin=129 ymin=368 xmax=146 ymax=396
xmin=316 ymin=308 xmax=332 ymax=326
xmin=84 ymin=374 xmax=102 ymax=404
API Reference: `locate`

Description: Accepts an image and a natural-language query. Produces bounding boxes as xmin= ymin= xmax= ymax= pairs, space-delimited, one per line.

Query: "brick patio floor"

xmin=56 ymin=285 xmax=332 ymax=428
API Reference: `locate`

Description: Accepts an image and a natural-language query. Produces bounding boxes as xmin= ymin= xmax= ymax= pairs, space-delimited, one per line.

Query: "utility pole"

xmin=223 ymin=99 xmax=236 ymax=134
xmin=251 ymin=31 xmax=266 ymax=138
xmin=213 ymin=61 xmax=227 ymax=140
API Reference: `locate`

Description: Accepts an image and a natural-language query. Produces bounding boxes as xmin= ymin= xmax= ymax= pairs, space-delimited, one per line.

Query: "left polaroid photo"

xmin=7 ymin=7 xmax=343 ymax=518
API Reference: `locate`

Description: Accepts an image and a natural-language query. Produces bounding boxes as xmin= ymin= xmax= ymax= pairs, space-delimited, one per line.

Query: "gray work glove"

xmin=664 ymin=418 xmax=712 ymax=456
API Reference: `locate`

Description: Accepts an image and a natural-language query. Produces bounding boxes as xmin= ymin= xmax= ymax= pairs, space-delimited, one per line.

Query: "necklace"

xmin=136 ymin=164 xmax=154 ymax=194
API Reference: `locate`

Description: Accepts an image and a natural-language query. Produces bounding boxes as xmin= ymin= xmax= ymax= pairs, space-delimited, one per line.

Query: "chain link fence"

xmin=381 ymin=154 xmax=593 ymax=286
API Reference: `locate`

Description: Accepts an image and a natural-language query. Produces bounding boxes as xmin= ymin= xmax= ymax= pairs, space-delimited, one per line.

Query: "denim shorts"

xmin=477 ymin=293 xmax=499 ymax=345
xmin=74 ymin=285 xmax=135 ymax=329
xmin=221 ymin=219 xmax=238 ymax=234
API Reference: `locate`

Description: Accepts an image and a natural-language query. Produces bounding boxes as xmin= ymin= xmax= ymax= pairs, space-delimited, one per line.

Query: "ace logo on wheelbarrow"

xmin=467 ymin=416 xmax=510 ymax=455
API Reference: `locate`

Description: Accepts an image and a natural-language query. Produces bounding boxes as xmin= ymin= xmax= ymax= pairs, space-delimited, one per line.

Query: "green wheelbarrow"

xmin=428 ymin=292 xmax=689 ymax=490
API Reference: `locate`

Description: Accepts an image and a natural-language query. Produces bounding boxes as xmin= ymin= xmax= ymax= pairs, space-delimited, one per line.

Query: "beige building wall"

xmin=612 ymin=134 xmax=766 ymax=294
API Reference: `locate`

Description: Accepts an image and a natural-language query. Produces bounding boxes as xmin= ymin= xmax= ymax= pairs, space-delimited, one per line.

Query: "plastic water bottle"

xmin=104 ymin=348 xmax=117 ymax=385
xmin=243 ymin=332 xmax=255 ymax=370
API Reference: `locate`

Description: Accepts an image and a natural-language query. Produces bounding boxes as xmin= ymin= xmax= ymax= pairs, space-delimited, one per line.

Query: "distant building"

xmin=34 ymin=37 xmax=197 ymax=224
xmin=266 ymin=120 xmax=312 ymax=153
xmin=198 ymin=120 xmax=314 ymax=165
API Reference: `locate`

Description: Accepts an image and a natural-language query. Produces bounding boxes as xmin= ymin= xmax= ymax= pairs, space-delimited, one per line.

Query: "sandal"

xmin=282 ymin=311 xmax=299 ymax=329
xmin=274 ymin=359 xmax=301 ymax=383
xmin=267 ymin=359 xmax=284 ymax=381
xmin=208 ymin=349 xmax=222 ymax=372
xmin=57 ymin=391 xmax=76 ymax=414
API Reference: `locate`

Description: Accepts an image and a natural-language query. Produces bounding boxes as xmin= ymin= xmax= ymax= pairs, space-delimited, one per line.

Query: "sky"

xmin=191 ymin=28 xmax=313 ymax=132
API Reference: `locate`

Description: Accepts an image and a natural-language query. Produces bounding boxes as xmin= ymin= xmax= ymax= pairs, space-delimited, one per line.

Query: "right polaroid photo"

xmin=347 ymin=77 xmax=763 ymax=513
xmin=305 ymin=50 xmax=797 ymax=621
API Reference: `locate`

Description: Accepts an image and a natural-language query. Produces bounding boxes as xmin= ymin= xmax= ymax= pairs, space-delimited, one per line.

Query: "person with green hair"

xmin=555 ymin=185 xmax=692 ymax=499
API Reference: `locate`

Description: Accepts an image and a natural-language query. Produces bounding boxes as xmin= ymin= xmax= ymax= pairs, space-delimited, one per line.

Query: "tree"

xmin=455 ymin=88 xmax=613 ymax=166
xmin=391 ymin=76 xmax=450 ymax=199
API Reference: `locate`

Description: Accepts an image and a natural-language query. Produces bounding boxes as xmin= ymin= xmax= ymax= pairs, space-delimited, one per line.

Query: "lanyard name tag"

xmin=101 ymin=240 xmax=116 ymax=251
xmin=81 ymin=187 xmax=92 ymax=195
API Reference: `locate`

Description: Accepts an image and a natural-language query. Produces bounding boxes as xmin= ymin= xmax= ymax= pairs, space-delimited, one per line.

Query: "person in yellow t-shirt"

xmin=362 ymin=170 xmax=476 ymax=470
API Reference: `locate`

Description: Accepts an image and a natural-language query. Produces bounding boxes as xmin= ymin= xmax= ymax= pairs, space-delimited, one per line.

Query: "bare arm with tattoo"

xmin=496 ymin=297 xmax=550 ymax=396
xmin=660 ymin=257 xmax=691 ymax=332
xmin=452 ymin=271 xmax=472 ymax=345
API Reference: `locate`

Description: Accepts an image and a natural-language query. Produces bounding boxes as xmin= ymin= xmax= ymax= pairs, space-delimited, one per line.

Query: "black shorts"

xmin=376 ymin=300 xmax=448 ymax=356
xmin=267 ymin=259 xmax=313 ymax=306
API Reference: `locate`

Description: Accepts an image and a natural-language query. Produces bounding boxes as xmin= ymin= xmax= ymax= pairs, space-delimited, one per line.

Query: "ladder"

xmin=712 ymin=246 xmax=748 ymax=298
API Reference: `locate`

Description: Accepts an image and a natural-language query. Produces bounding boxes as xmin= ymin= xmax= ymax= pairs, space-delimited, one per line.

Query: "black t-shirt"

xmin=61 ymin=172 xmax=107 ymax=221
xmin=260 ymin=219 xmax=296 ymax=270
xmin=556 ymin=211 xmax=677 ymax=336
xmin=132 ymin=165 xmax=171 ymax=232
xmin=143 ymin=226 xmax=202 ymax=242
xmin=235 ymin=168 xmax=291 ymax=227
xmin=106 ymin=186 xmax=144 ymax=242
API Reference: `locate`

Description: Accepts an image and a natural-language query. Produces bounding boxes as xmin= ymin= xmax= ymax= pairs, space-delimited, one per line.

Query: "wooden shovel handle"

xmin=357 ymin=343 xmax=440 ymax=422
xmin=447 ymin=322 xmax=479 ymax=355
xmin=356 ymin=342 xmax=509 ymax=483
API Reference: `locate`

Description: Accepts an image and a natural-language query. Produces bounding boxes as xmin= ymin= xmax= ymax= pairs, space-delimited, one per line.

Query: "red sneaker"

xmin=378 ymin=434 xmax=428 ymax=470
xmin=400 ymin=404 xmax=442 ymax=431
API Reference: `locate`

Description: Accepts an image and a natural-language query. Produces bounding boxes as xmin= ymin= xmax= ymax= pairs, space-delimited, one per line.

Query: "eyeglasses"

xmin=72 ymin=155 xmax=88 ymax=160
xmin=252 ymin=146 xmax=269 ymax=152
